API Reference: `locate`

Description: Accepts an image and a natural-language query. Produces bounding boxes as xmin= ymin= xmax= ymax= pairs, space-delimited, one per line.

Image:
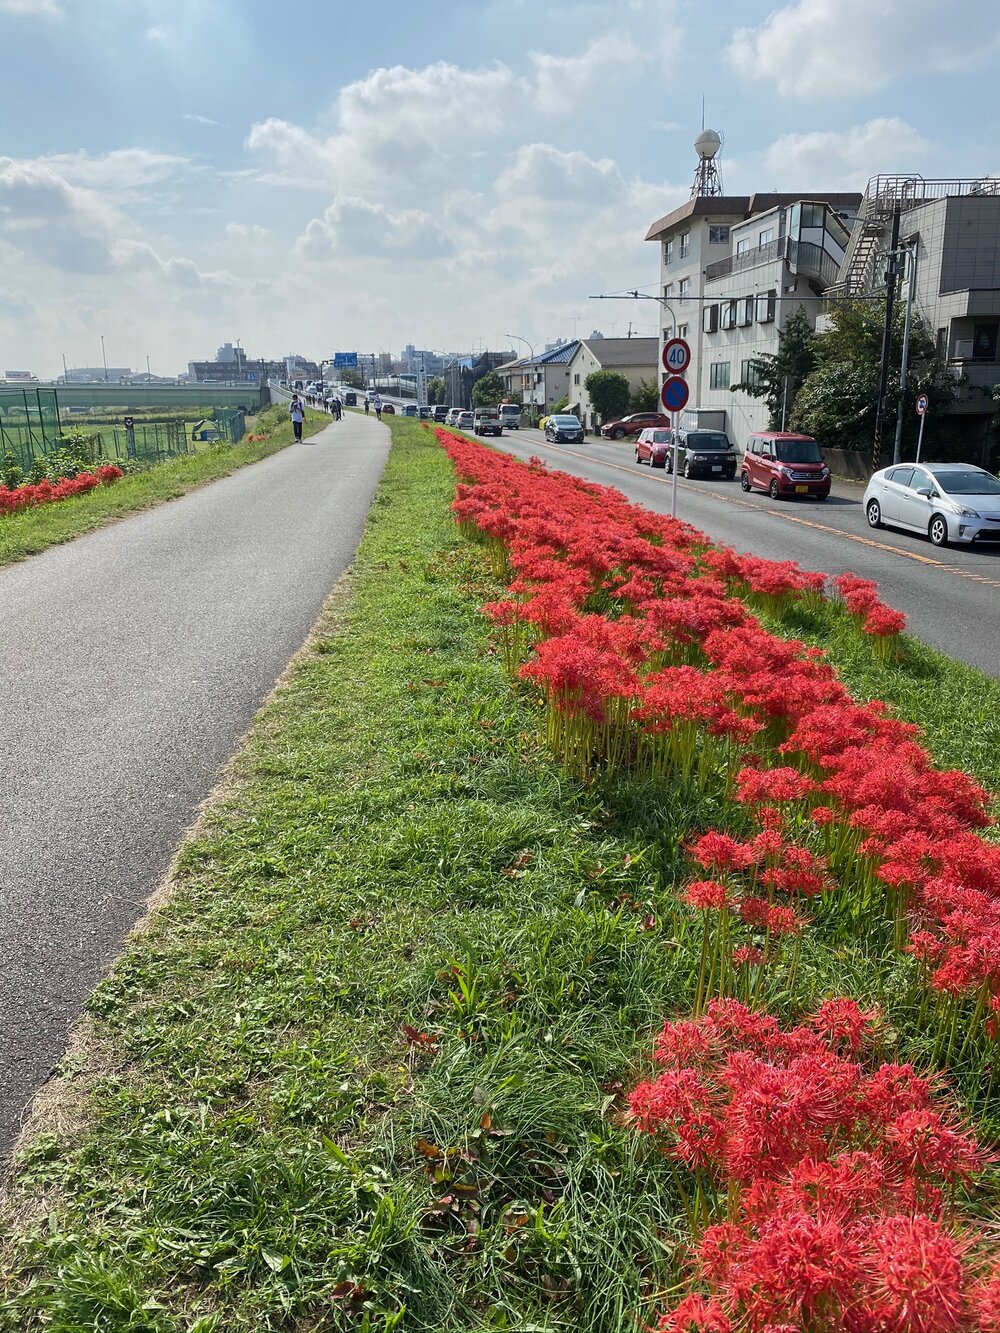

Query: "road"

xmin=0 ymin=414 xmax=389 ymax=1153
xmin=493 ymin=427 xmax=1000 ymax=679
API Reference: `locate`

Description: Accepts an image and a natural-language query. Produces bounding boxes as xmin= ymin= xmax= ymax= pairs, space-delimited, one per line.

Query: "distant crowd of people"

xmin=287 ymin=390 xmax=383 ymax=439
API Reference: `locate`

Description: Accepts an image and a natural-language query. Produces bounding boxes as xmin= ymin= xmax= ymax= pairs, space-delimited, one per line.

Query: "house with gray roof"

xmin=566 ymin=337 xmax=659 ymax=427
xmin=497 ymin=341 xmax=578 ymax=411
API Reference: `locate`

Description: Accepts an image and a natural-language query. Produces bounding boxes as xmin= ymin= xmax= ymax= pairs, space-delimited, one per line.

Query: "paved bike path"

xmin=0 ymin=415 xmax=390 ymax=1153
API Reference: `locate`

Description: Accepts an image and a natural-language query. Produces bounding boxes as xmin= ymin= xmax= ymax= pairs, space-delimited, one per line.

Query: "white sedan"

xmin=863 ymin=462 xmax=1000 ymax=547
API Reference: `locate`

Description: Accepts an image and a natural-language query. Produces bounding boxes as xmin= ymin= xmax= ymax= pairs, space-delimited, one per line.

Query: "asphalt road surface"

xmin=0 ymin=415 xmax=389 ymax=1154
xmin=494 ymin=427 xmax=1000 ymax=680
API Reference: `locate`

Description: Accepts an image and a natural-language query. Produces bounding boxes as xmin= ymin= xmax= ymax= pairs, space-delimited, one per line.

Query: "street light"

xmin=505 ymin=333 xmax=536 ymax=406
xmin=100 ymin=334 xmax=109 ymax=384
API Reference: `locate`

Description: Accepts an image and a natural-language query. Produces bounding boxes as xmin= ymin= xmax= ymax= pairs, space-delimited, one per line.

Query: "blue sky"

xmin=1 ymin=0 xmax=998 ymax=376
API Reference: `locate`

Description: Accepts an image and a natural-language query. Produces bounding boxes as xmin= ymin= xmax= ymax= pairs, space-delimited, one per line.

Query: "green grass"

xmin=1 ymin=418 xmax=998 ymax=1331
xmin=0 ymin=409 xmax=326 ymax=568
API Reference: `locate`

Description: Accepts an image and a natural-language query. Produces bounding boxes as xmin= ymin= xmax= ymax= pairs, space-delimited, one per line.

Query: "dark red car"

xmin=600 ymin=411 xmax=671 ymax=440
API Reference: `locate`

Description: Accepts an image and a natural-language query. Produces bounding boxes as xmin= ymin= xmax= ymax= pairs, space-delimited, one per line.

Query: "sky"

xmin=0 ymin=0 xmax=998 ymax=378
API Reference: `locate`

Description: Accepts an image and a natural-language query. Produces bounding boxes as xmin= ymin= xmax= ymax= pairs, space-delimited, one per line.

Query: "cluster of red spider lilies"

xmin=438 ymin=428 xmax=1000 ymax=1331
xmin=632 ymin=999 xmax=1000 ymax=1332
xmin=0 ymin=465 xmax=123 ymax=517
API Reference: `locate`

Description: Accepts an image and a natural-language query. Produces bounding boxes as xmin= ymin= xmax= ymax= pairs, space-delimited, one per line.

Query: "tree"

xmin=584 ymin=369 xmax=631 ymax=423
xmin=790 ymin=299 xmax=956 ymax=454
xmin=629 ymin=376 xmax=661 ymax=412
xmin=427 ymin=376 xmax=446 ymax=405
xmin=731 ymin=306 xmax=817 ymax=429
xmin=471 ymin=370 xmax=506 ymax=408
xmin=339 ymin=368 xmax=364 ymax=389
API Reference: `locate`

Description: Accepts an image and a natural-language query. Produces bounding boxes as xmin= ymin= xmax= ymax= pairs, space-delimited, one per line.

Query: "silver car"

xmin=864 ymin=462 xmax=1000 ymax=547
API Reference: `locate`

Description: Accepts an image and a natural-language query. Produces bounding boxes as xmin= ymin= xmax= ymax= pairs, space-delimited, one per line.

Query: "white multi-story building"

xmin=645 ymin=188 xmax=861 ymax=447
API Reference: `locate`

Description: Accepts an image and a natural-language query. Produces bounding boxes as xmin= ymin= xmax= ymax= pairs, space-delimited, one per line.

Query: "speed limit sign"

xmin=662 ymin=338 xmax=691 ymax=374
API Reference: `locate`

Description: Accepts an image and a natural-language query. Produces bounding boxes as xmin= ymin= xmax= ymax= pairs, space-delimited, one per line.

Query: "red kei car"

xmin=600 ymin=411 xmax=671 ymax=440
xmin=740 ymin=431 xmax=831 ymax=499
xmin=634 ymin=427 xmax=672 ymax=467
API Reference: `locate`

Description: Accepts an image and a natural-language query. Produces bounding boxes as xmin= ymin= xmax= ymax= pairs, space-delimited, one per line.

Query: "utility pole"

xmin=100 ymin=334 xmax=109 ymax=384
xmin=891 ymin=241 xmax=918 ymax=465
xmin=871 ymin=208 xmax=901 ymax=472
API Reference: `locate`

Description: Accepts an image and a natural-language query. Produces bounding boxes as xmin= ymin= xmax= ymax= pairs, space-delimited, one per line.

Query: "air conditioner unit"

xmin=954 ymin=339 xmax=974 ymax=360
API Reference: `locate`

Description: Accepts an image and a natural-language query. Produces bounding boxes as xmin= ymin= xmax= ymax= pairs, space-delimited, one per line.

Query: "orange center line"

xmin=519 ymin=438 xmax=1000 ymax=590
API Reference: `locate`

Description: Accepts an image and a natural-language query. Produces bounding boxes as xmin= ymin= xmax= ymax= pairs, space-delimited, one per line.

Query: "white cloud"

xmin=728 ymin=0 xmax=1000 ymax=97
xmin=183 ymin=113 xmax=225 ymax=128
xmin=0 ymin=157 xmax=120 ymax=271
xmin=112 ymin=239 xmax=234 ymax=288
xmin=0 ymin=292 xmax=35 ymax=320
xmin=761 ymin=118 xmax=932 ymax=189
xmin=529 ymin=35 xmax=640 ymax=115
xmin=225 ymin=222 xmax=270 ymax=239
xmin=0 ymin=0 xmax=60 ymax=13
xmin=30 ymin=148 xmax=192 ymax=194
xmin=296 ymin=197 xmax=454 ymax=262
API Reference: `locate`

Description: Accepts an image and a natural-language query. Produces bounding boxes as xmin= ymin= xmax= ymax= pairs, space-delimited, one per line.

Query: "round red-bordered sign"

xmin=662 ymin=337 xmax=691 ymax=374
xmin=660 ymin=376 xmax=690 ymax=412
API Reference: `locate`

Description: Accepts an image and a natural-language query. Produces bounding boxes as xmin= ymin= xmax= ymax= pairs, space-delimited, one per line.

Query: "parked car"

xmin=667 ymin=428 xmax=737 ymax=479
xmin=545 ymin=414 xmax=585 ymax=443
xmin=600 ymin=411 xmax=671 ymax=440
xmin=381 ymin=403 xmax=396 ymax=414
xmin=863 ymin=462 xmax=1000 ymax=547
xmin=635 ymin=427 xmax=672 ymax=468
xmin=402 ymin=404 xmax=418 ymax=418
xmin=456 ymin=410 xmax=474 ymax=431
xmin=431 ymin=405 xmax=449 ymax=422
xmin=740 ymin=431 xmax=831 ymax=500
xmin=445 ymin=408 xmax=462 ymax=426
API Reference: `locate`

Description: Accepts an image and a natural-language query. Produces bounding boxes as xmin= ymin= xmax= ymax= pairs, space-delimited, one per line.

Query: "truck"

xmin=498 ymin=401 xmax=522 ymax=430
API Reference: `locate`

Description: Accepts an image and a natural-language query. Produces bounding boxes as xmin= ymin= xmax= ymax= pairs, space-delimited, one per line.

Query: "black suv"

xmin=666 ymin=429 xmax=737 ymax=479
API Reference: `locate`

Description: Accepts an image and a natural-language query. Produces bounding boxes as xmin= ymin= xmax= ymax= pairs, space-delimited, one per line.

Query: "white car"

xmin=864 ymin=462 xmax=1000 ymax=547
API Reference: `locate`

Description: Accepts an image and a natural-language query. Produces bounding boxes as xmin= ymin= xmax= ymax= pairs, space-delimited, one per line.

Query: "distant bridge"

xmin=32 ymin=381 xmax=266 ymax=413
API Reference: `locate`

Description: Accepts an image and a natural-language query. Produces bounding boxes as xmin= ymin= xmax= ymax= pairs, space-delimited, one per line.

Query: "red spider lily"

xmin=0 ymin=465 xmax=123 ymax=516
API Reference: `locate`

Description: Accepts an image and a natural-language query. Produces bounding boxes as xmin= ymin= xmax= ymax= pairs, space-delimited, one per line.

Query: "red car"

xmin=600 ymin=411 xmax=672 ymax=440
xmin=380 ymin=403 xmax=396 ymax=415
xmin=634 ymin=427 xmax=672 ymax=467
xmin=740 ymin=431 xmax=830 ymax=500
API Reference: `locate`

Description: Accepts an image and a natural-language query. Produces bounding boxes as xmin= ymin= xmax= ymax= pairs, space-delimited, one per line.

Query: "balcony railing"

xmin=705 ymin=235 xmax=842 ymax=288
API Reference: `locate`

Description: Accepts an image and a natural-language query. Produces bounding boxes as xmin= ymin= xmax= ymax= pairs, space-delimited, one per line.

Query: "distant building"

xmin=442 ymin=351 xmax=516 ymax=409
xmin=60 ymin=366 xmax=134 ymax=383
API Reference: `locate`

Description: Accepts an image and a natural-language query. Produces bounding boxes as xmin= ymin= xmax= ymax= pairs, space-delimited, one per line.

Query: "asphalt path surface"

xmin=0 ymin=414 xmax=389 ymax=1153
xmin=493 ymin=427 xmax=1000 ymax=679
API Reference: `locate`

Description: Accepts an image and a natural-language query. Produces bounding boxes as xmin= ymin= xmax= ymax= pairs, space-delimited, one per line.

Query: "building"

xmin=645 ymin=174 xmax=861 ymax=447
xmin=60 ymin=366 xmax=134 ymax=383
xmin=442 ymin=350 xmax=517 ymax=409
xmin=565 ymin=337 xmax=658 ymax=426
xmin=498 ymin=342 xmax=579 ymax=411
xmin=829 ymin=175 xmax=1000 ymax=460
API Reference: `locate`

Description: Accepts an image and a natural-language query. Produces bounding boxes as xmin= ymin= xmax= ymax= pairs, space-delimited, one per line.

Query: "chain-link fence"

xmin=1 ymin=390 xmax=247 ymax=471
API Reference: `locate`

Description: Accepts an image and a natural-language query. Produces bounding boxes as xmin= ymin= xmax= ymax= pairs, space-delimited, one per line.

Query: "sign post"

xmin=915 ymin=393 xmax=929 ymax=463
xmin=660 ymin=342 xmax=691 ymax=518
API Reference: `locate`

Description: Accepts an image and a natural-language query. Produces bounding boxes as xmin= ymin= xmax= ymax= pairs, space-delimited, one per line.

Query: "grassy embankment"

xmin=0 ymin=407 xmax=326 ymax=568
xmin=1 ymin=416 xmax=999 ymax=1331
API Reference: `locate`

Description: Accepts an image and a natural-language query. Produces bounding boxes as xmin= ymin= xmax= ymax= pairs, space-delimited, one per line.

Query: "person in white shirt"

xmin=289 ymin=395 xmax=305 ymax=441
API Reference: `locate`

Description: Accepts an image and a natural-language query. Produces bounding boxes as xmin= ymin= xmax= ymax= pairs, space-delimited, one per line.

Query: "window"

xmin=721 ymin=300 xmax=737 ymax=331
xmin=678 ymin=324 xmax=689 ymax=338
xmin=679 ymin=277 xmax=691 ymax=300
xmin=709 ymin=225 xmax=730 ymax=244
xmin=663 ymin=327 xmax=672 ymax=341
xmin=709 ymin=362 xmax=730 ymax=390
xmin=703 ymin=304 xmax=719 ymax=333
xmin=758 ymin=228 xmax=774 ymax=247
xmin=679 ymin=231 xmax=690 ymax=258
xmin=755 ymin=290 xmax=777 ymax=323
xmin=737 ymin=296 xmax=754 ymax=327
xmin=936 ymin=327 xmax=948 ymax=357
xmin=800 ymin=204 xmax=825 ymax=228
xmin=741 ymin=360 xmax=764 ymax=388
xmin=887 ymin=467 xmax=914 ymax=487
xmin=664 ymin=283 xmax=674 ymax=298
xmin=573 ymin=373 xmax=580 ymax=385
xmin=736 ymin=237 xmax=751 ymax=256
xmin=663 ymin=239 xmax=674 ymax=264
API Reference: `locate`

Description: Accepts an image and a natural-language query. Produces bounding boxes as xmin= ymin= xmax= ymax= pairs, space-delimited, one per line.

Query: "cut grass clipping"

xmin=2 ymin=417 xmax=999 ymax=1332
xmin=0 ymin=407 xmax=326 ymax=568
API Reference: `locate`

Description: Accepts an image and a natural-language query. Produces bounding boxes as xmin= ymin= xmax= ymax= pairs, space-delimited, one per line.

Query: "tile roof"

xmin=575 ymin=337 xmax=658 ymax=367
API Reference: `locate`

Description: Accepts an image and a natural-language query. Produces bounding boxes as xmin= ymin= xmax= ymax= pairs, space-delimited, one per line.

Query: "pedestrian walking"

xmin=333 ymin=396 xmax=343 ymax=422
xmin=289 ymin=394 xmax=305 ymax=441
xmin=364 ymin=397 xmax=370 ymax=416
xmin=373 ymin=394 xmax=383 ymax=421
